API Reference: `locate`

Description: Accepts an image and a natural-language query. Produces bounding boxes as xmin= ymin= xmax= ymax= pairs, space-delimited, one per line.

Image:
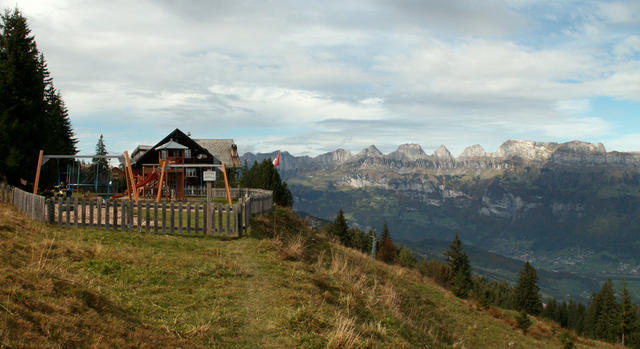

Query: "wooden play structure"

xmin=33 ymin=150 xmax=233 ymax=205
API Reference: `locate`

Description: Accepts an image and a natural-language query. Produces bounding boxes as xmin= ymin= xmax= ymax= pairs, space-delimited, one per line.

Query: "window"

xmin=160 ymin=150 xmax=167 ymax=160
xmin=185 ymin=149 xmax=191 ymax=159
xmin=186 ymin=168 xmax=197 ymax=177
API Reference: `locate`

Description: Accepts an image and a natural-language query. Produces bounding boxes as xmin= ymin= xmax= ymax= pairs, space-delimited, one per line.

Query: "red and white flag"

xmin=273 ymin=152 xmax=281 ymax=167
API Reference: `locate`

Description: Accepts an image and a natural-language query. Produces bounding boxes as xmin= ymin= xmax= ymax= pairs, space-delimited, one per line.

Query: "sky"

xmin=5 ymin=0 xmax=640 ymax=157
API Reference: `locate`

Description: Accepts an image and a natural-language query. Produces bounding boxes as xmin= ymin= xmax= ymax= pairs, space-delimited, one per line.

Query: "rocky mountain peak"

xmin=390 ymin=144 xmax=427 ymax=161
xmin=492 ymin=140 xmax=557 ymax=161
xmin=315 ymin=148 xmax=354 ymax=165
xmin=357 ymin=145 xmax=383 ymax=158
xmin=433 ymin=145 xmax=453 ymax=161
xmin=458 ymin=144 xmax=486 ymax=159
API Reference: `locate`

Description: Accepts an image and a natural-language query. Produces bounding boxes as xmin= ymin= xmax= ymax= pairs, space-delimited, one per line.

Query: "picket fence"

xmin=0 ymin=183 xmax=273 ymax=237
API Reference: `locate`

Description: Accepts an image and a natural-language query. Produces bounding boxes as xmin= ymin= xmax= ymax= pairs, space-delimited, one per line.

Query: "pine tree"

xmin=619 ymin=280 xmax=637 ymax=346
xmin=239 ymin=159 xmax=292 ymax=206
xmin=398 ymin=246 xmax=416 ymax=268
xmin=445 ymin=233 xmax=472 ymax=298
xmin=516 ymin=310 xmax=532 ymax=334
xmin=331 ymin=209 xmax=350 ymax=245
xmin=0 ymin=9 xmax=75 ymax=185
xmin=94 ymin=135 xmax=108 ymax=171
xmin=514 ymin=261 xmax=542 ymax=315
xmin=587 ymin=279 xmax=619 ymax=342
xmin=376 ymin=222 xmax=397 ymax=264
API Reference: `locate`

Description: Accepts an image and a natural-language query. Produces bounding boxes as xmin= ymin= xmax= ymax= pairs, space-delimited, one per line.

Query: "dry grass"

xmin=279 ymin=233 xmax=306 ymax=261
xmin=326 ymin=315 xmax=361 ymax=348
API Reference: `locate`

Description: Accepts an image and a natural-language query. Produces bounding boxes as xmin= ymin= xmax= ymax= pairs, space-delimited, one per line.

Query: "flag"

xmin=273 ymin=152 xmax=281 ymax=167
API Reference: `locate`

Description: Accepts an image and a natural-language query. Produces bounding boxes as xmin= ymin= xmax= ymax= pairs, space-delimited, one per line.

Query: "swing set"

xmin=32 ymin=150 xmax=233 ymax=205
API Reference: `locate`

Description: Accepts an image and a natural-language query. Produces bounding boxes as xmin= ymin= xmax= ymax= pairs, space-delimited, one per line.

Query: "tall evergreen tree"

xmin=445 ymin=233 xmax=472 ymax=298
xmin=0 ymin=8 xmax=75 ymax=185
xmin=594 ymin=280 xmax=619 ymax=342
xmin=376 ymin=222 xmax=397 ymax=264
xmin=619 ymin=280 xmax=637 ymax=346
xmin=93 ymin=135 xmax=108 ymax=171
xmin=331 ymin=209 xmax=350 ymax=245
xmin=514 ymin=261 xmax=542 ymax=315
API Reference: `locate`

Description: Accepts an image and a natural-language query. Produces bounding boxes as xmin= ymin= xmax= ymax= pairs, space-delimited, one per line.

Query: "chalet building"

xmin=130 ymin=129 xmax=241 ymax=199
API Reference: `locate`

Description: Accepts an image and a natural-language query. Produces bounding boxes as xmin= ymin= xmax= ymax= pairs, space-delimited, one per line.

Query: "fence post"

xmin=162 ymin=201 xmax=167 ymax=234
xmin=112 ymin=200 xmax=118 ymax=229
xmin=145 ymin=201 xmax=150 ymax=233
xmin=105 ymin=200 xmax=110 ymax=230
xmin=153 ymin=202 xmax=158 ymax=234
xmin=137 ymin=201 xmax=142 ymax=233
xmin=81 ymin=199 xmax=86 ymax=227
xmin=217 ymin=204 xmax=223 ymax=235
xmin=98 ymin=199 xmax=104 ymax=229
xmin=186 ymin=202 xmax=191 ymax=235
xmin=195 ymin=203 xmax=200 ymax=235
xmin=170 ymin=202 xmax=175 ymax=234
xmin=73 ymin=198 xmax=79 ymax=228
xmin=46 ymin=199 xmax=54 ymax=224
xmin=121 ymin=200 xmax=126 ymax=232
xmin=65 ymin=197 xmax=71 ymax=228
xmin=90 ymin=199 xmax=95 ymax=229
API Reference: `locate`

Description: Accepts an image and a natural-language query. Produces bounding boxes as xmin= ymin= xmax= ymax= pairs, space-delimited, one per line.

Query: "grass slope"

xmin=0 ymin=203 xmax=614 ymax=348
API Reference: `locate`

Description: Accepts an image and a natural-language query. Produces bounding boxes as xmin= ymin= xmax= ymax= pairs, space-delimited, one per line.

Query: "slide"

xmin=111 ymin=171 xmax=160 ymax=199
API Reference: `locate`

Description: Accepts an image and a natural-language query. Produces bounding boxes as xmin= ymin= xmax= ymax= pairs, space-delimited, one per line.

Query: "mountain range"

xmin=242 ymin=139 xmax=640 ymax=300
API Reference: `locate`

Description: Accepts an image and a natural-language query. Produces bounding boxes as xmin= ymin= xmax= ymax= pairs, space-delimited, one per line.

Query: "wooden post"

xmin=96 ymin=199 xmax=102 ymax=228
xmin=65 ymin=197 xmax=71 ymax=228
xmin=195 ymin=203 xmax=200 ymax=235
xmin=217 ymin=204 xmax=223 ymax=235
xmin=162 ymin=202 xmax=166 ymax=234
xmin=145 ymin=201 xmax=150 ymax=233
xmin=73 ymin=198 xmax=79 ymax=228
xmin=170 ymin=202 xmax=175 ymax=234
xmin=206 ymin=181 xmax=213 ymax=235
xmin=225 ymin=204 xmax=231 ymax=236
xmin=46 ymin=199 xmax=54 ymax=224
xmin=33 ymin=150 xmax=43 ymax=194
xmin=156 ymin=160 xmax=167 ymax=203
xmin=90 ymin=199 xmax=94 ymax=228
xmin=137 ymin=200 xmax=142 ymax=232
xmin=186 ymin=202 xmax=191 ymax=235
xmin=123 ymin=151 xmax=139 ymax=203
xmin=81 ymin=199 xmax=87 ymax=227
xmin=121 ymin=200 xmax=126 ymax=231
xmin=178 ymin=202 xmax=183 ymax=235
xmin=221 ymin=161 xmax=232 ymax=206
xmin=153 ymin=202 xmax=158 ymax=233
xmin=105 ymin=200 xmax=110 ymax=230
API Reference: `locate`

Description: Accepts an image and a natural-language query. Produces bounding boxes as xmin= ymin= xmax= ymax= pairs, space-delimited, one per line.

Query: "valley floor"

xmin=0 ymin=203 xmax=616 ymax=348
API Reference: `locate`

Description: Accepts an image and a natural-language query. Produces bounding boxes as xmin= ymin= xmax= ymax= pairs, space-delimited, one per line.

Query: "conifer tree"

xmin=586 ymin=279 xmax=619 ymax=342
xmin=0 ymin=8 xmax=75 ymax=185
xmin=398 ymin=246 xmax=416 ymax=268
xmin=94 ymin=135 xmax=108 ymax=171
xmin=619 ymin=280 xmax=637 ymax=346
xmin=239 ymin=159 xmax=292 ymax=206
xmin=516 ymin=310 xmax=532 ymax=333
xmin=376 ymin=222 xmax=397 ymax=264
xmin=445 ymin=233 xmax=472 ymax=298
xmin=514 ymin=261 xmax=542 ymax=315
xmin=331 ymin=209 xmax=350 ymax=245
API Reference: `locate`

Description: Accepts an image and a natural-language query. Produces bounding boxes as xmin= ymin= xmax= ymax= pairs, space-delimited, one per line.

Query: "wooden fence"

xmin=1 ymin=183 xmax=46 ymax=222
xmin=0 ymin=183 xmax=273 ymax=237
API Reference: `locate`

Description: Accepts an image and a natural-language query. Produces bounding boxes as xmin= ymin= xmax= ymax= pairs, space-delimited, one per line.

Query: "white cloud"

xmin=5 ymin=0 xmax=640 ymax=156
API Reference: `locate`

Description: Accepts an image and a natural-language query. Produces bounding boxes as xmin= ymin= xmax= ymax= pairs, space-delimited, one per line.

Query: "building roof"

xmin=156 ymin=139 xmax=188 ymax=150
xmin=131 ymin=145 xmax=152 ymax=163
xmin=194 ymin=139 xmax=242 ymax=168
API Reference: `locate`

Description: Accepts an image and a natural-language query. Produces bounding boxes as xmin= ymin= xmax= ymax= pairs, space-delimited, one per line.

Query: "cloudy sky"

xmin=6 ymin=0 xmax=640 ymax=157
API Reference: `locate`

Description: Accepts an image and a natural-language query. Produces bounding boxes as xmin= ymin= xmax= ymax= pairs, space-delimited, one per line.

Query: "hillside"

xmin=0 ymin=203 xmax=617 ymax=348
